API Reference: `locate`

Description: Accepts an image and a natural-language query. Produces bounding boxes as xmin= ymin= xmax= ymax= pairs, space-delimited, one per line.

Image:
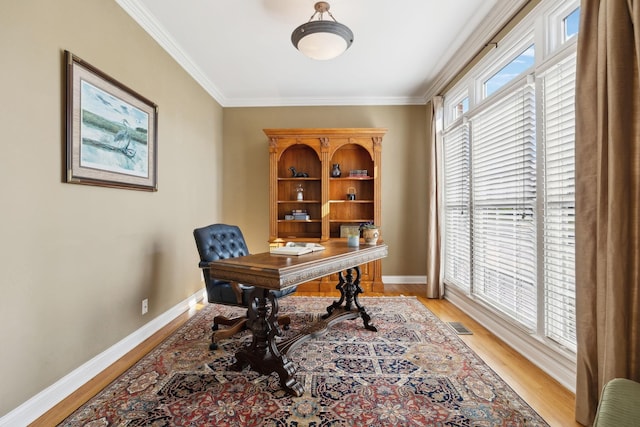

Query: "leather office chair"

xmin=193 ymin=223 xmax=296 ymax=350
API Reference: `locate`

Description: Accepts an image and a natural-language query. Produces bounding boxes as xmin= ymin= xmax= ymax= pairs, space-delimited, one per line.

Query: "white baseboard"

xmin=0 ymin=290 xmax=206 ymax=427
xmin=382 ymin=277 xmax=576 ymax=392
xmin=382 ymin=275 xmax=426 ymax=284
xmin=444 ymin=286 xmax=576 ymax=393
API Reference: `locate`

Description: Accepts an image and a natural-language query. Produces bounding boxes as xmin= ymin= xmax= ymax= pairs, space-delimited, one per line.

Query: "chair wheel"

xmin=212 ymin=324 xmax=219 ymax=331
xmin=209 ymin=342 xmax=218 ymax=351
xmin=283 ymin=324 xmax=290 ymax=330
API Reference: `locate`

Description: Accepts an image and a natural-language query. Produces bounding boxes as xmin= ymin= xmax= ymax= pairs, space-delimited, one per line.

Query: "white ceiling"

xmin=115 ymin=0 xmax=524 ymax=107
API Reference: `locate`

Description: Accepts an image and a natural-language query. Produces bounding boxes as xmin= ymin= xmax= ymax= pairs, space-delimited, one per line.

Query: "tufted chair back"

xmin=193 ymin=223 xmax=296 ymax=350
xmin=193 ymin=223 xmax=253 ymax=305
xmin=194 ymin=224 xmax=248 ymax=276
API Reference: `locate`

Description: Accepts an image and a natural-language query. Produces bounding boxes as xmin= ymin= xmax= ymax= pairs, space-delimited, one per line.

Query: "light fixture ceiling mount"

xmin=291 ymin=1 xmax=354 ymax=60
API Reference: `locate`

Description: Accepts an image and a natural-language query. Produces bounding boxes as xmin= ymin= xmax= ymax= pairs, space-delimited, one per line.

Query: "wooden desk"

xmin=206 ymin=241 xmax=388 ymax=396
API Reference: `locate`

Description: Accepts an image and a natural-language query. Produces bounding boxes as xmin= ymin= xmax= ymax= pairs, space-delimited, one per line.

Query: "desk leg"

xmin=322 ymin=266 xmax=377 ymax=332
xmin=230 ymin=287 xmax=304 ymax=397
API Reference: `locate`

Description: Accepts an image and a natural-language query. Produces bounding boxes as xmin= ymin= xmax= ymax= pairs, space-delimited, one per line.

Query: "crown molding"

xmin=117 ymin=0 xmax=525 ymax=108
xmin=114 ymin=0 xmax=227 ymax=106
xmin=115 ymin=0 xmax=427 ymax=107
xmin=422 ymin=0 xmax=529 ymax=102
xmin=222 ymin=95 xmax=427 ymax=108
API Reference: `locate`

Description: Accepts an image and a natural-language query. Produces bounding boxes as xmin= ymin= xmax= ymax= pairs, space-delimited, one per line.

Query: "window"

xmin=454 ymin=97 xmax=469 ymax=119
xmin=441 ymin=0 xmax=579 ymax=357
xmin=471 ymin=79 xmax=537 ymax=328
xmin=563 ymin=8 xmax=580 ymax=41
xmin=446 ymin=90 xmax=470 ymax=123
xmin=443 ymin=122 xmax=471 ymax=292
xmin=484 ymin=45 xmax=535 ymax=97
xmin=540 ymin=52 xmax=577 ymax=351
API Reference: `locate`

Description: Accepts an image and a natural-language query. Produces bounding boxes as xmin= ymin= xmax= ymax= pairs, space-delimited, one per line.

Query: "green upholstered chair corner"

xmin=593 ymin=378 xmax=640 ymax=427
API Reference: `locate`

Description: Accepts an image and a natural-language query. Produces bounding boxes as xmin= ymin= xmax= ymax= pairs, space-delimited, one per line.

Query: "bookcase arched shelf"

xmin=329 ymin=143 xmax=375 ymax=238
xmin=266 ymin=128 xmax=386 ymax=292
xmin=274 ymin=144 xmax=322 ymax=239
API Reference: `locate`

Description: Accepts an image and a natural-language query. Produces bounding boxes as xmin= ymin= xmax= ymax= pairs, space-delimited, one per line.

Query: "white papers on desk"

xmin=270 ymin=242 xmax=325 ymax=256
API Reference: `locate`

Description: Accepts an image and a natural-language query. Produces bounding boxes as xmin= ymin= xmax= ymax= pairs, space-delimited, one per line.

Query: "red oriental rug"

xmin=61 ymin=296 xmax=549 ymax=426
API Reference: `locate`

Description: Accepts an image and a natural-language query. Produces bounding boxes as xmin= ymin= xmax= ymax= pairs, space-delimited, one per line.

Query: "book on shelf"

xmin=269 ymin=242 xmax=325 ymax=256
xmin=284 ymin=214 xmax=310 ymax=220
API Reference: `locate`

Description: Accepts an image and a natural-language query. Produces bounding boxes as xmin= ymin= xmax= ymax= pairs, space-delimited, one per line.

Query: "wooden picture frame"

xmin=65 ymin=51 xmax=158 ymax=191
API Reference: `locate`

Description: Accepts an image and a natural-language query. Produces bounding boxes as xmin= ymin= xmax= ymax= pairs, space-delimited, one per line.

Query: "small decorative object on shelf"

xmin=291 ymin=209 xmax=309 ymax=220
xmin=289 ymin=166 xmax=309 ymax=177
xmin=360 ymin=222 xmax=380 ymax=245
xmin=346 ymin=186 xmax=356 ymax=200
xmin=331 ymin=163 xmax=342 ymax=177
xmin=349 ymin=169 xmax=368 ymax=177
xmin=295 ymin=183 xmax=304 ymax=200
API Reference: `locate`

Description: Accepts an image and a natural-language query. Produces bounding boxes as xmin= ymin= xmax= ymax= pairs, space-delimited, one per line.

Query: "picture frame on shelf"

xmin=65 ymin=50 xmax=158 ymax=191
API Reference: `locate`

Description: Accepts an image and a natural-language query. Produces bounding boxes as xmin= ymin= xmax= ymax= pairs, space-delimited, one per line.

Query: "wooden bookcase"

xmin=265 ymin=128 xmax=386 ymax=292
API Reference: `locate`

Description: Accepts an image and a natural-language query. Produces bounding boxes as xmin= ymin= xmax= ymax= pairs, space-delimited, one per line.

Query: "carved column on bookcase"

xmin=371 ymin=135 xmax=384 ymax=291
xmin=373 ymin=136 xmax=383 ymax=229
xmin=268 ymin=137 xmax=279 ymax=242
xmin=320 ymin=137 xmax=330 ymax=241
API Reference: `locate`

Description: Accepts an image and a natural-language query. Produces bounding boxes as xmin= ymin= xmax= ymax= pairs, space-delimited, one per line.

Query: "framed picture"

xmin=65 ymin=50 xmax=158 ymax=191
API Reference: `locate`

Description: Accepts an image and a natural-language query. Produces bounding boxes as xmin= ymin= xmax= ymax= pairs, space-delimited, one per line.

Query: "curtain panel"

xmin=426 ymin=96 xmax=444 ymax=298
xmin=575 ymin=0 xmax=640 ymax=424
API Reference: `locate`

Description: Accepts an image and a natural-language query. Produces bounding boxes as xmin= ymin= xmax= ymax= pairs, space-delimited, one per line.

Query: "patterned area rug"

xmin=61 ymin=296 xmax=548 ymax=426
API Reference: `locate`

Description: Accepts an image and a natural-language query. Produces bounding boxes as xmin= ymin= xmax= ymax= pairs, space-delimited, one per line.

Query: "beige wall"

xmin=222 ymin=106 xmax=429 ymax=275
xmin=0 ymin=1 xmax=431 ymax=418
xmin=0 ymin=0 xmax=223 ymax=416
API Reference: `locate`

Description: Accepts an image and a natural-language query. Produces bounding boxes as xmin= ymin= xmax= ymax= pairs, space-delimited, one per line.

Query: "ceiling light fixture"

xmin=291 ymin=2 xmax=353 ymax=60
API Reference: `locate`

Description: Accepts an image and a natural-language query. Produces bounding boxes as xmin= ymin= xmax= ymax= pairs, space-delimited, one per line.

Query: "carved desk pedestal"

xmin=206 ymin=241 xmax=388 ymax=396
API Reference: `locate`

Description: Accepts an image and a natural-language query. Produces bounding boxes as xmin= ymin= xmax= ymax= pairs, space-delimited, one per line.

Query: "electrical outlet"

xmin=142 ymin=298 xmax=148 ymax=315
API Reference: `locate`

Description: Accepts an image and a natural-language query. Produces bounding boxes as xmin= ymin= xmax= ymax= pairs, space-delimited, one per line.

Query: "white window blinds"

xmin=440 ymin=0 xmax=579 ymax=361
xmin=443 ymin=122 xmax=471 ymax=291
xmin=470 ymin=80 xmax=538 ymax=329
xmin=540 ymin=53 xmax=577 ymax=351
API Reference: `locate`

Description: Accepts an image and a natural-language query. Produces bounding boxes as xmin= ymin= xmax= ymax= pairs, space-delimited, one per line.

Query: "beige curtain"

xmin=426 ymin=96 xmax=444 ymax=298
xmin=575 ymin=0 xmax=640 ymax=424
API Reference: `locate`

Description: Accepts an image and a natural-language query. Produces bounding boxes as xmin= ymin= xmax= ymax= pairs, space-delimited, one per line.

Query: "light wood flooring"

xmin=31 ymin=284 xmax=579 ymax=427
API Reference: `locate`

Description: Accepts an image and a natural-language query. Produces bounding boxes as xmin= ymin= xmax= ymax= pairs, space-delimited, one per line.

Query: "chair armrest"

xmin=594 ymin=378 xmax=640 ymax=427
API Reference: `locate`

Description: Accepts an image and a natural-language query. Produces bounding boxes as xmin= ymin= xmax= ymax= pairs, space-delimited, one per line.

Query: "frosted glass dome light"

xmin=291 ymin=2 xmax=353 ymax=60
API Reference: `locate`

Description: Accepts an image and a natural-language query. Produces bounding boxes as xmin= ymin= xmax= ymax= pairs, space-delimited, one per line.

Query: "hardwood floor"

xmin=31 ymin=284 xmax=579 ymax=427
